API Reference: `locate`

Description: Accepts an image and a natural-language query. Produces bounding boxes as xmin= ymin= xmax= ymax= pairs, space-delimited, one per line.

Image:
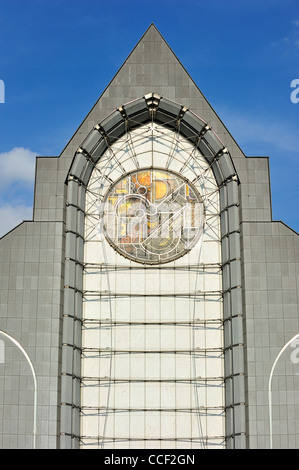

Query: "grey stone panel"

xmin=241 ymin=221 xmax=299 ymax=449
xmin=238 ymin=157 xmax=272 ymax=223
xmin=33 ymin=157 xmax=66 ymax=223
xmin=0 ymin=221 xmax=65 ymax=449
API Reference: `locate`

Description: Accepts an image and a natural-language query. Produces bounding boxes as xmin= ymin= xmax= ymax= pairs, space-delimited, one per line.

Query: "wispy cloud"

xmin=0 ymin=147 xmax=38 ymax=237
xmin=282 ymin=20 xmax=299 ymax=49
xmin=0 ymin=203 xmax=33 ymax=238
xmin=0 ymin=147 xmax=37 ymax=189
xmin=218 ymin=108 xmax=299 ymax=154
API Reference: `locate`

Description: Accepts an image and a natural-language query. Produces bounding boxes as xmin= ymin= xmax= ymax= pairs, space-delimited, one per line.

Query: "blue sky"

xmin=0 ymin=0 xmax=298 ymax=236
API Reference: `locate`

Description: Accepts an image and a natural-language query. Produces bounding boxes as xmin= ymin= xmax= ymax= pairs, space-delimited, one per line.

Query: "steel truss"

xmin=80 ymin=121 xmax=224 ymax=449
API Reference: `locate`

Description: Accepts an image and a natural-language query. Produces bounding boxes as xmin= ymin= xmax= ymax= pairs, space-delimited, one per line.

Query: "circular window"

xmin=102 ymin=168 xmax=204 ymax=264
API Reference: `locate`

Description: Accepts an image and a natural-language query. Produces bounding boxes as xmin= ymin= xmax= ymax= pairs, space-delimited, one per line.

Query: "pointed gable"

xmin=33 ymin=24 xmax=273 ymax=227
xmin=58 ymin=24 xmax=246 ymax=178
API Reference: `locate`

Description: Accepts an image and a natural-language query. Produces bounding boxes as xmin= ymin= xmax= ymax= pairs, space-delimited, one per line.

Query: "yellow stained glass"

xmin=137 ymin=171 xmax=151 ymax=186
xmin=154 ymin=180 xmax=167 ymax=200
xmin=103 ymin=168 xmax=204 ymax=264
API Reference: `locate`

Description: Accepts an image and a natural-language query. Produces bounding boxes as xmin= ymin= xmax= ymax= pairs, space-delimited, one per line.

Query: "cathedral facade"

xmin=0 ymin=24 xmax=298 ymax=449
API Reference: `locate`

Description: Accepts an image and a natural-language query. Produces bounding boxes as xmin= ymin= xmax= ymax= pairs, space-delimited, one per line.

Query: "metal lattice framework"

xmin=60 ymin=94 xmax=246 ymax=450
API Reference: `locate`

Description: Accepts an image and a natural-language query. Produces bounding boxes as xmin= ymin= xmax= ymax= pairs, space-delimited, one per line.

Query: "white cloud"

xmin=0 ymin=147 xmax=38 ymax=237
xmin=0 ymin=203 xmax=33 ymax=238
xmin=0 ymin=147 xmax=38 ymax=189
xmin=217 ymin=108 xmax=299 ymax=154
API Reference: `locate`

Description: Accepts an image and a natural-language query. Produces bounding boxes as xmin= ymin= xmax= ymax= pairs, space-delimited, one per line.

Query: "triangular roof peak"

xmin=59 ymin=24 xmax=246 ymax=162
xmin=123 ymin=22 xmax=187 ymax=72
xmin=140 ymin=22 xmax=160 ymax=33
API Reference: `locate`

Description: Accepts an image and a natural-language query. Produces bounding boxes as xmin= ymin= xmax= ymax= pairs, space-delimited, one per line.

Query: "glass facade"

xmin=80 ymin=124 xmax=224 ymax=448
